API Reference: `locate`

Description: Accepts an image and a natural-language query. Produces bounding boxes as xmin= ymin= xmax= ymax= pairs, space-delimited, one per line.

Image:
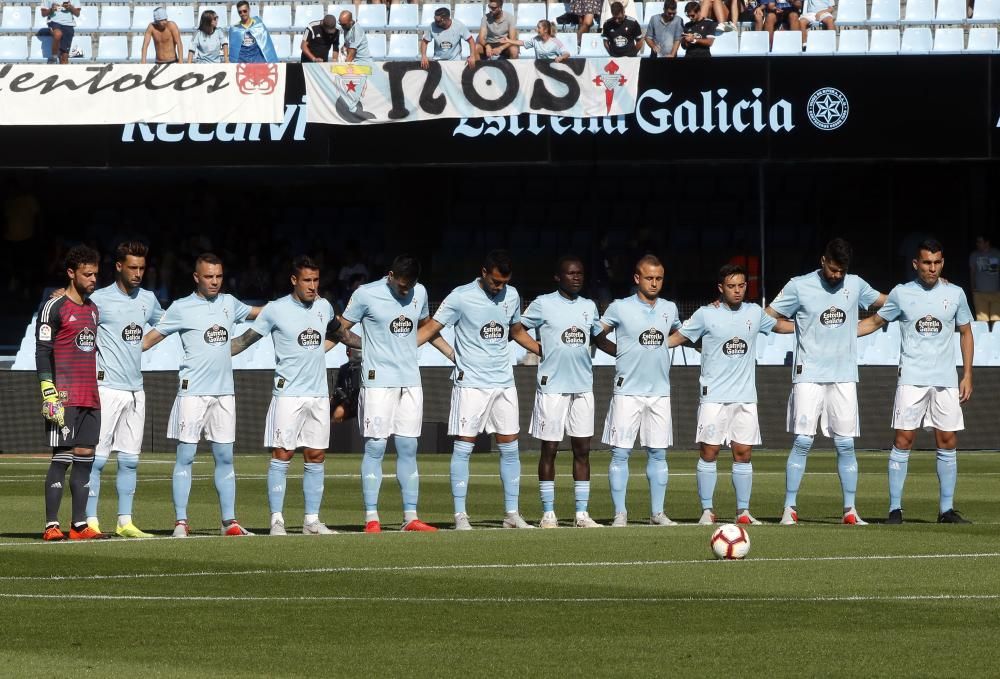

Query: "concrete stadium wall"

xmin=0 ymin=367 xmax=995 ymax=454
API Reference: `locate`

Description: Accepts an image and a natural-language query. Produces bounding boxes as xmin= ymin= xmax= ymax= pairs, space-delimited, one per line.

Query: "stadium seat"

xmin=75 ymin=6 xmax=99 ymax=31
xmin=262 ymin=5 xmax=292 ymax=31
xmin=900 ymin=26 xmax=932 ymax=52
xmin=771 ymin=30 xmax=803 ymax=54
xmin=900 ymin=0 xmax=934 ymax=24
xmin=99 ymin=4 xmax=131 ymax=31
xmin=96 ymin=34 xmax=128 ymax=60
xmin=578 ymin=32 xmax=606 ymax=56
xmin=367 ymin=31 xmax=387 ymax=58
xmin=68 ymin=33 xmax=93 ymax=60
xmin=293 ymin=3 xmax=324 ymax=29
xmin=557 ymin=31 xmax=578 ymax=55
xmin=634 ymin=1 xmax=646 ymax=23
xmin=805 ymin=29 xmax=836 ymax=54
xmin=965 ymin=26 xmax=998 ymax=52
xmin=29 ymin=34 xmax=52 ymax=61
xmin=759 ymin=333 xmax=793 ymax=365
xmin=671 ymin=346 xmax=701 ymax=366
xmin=867 ymin=0 xmax=900 ymax=24
xmin=864 ymin=323 xmax=901 ymax=365
xmin=835 ymin=0 xmax=867 ymax=26
xmin=516 ymin=3 xmax=547 ymax=29
xmin=0 ymin=35 xmax=29 ymax=61
xmin=972 ymin=0 xmax=1000 ymax=21
xmin=388 ymin=4 xmax=419 ymax=30
xmin=358 ymin=4 xmax=388 ymax=28
xmin=711 ymin=30 xmax=739 ymax=55
xmin=420 ymin=4 xmax=452 ymax=27
xmin=166 ymin=5 xmax=195 ymax=31
xmin=737 ymin=29 xmax=769 ymax=55
xmin=130 ymin=33 xmax=152 ymax=61
xmin=934 ymin=0 xmax=967 ymax=23
xmin=932 ymin=26 xmax=965 ymax=51
xmin=643 ymin=1 xmax=664 ymax=24
xmin=837 ymin=28 xmax=869 ymax=53
xmin=387 ymin=32 xmax=418 ymax=59
xmin=868 ymin=28 xmax=900 ymax=53
xmin=1 ymin=5 xmax=34 ymax=31
xmin=453 ymin=3 xmax=484 ymax=28
xmin=132 ymin=5 xmax=154 ymax=30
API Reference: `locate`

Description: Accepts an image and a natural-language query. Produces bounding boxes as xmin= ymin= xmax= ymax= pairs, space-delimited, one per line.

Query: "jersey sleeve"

xmin=768 ymin=279 xmax=799 ymax=318
xmin=877 ymin=286 xmax=902 ymax=322
xmin=233 ymin=297 xmax=252 ymax=323
xmin=955 ymin=287 xmax=973 ymax=326
xmin=35 ymin=297 xmax=61 ymax=382
xmin=678 ymin=307 xmax=706 ymax=342
xmin=148 ymin=296 xmax=165 ymax=326
xmin=599 ymin=300 xmax=621 ymax=329
xmin=154 ymin=302 xmax=184 ymax=336
xmin=590 ymin=301 xmax=603 ymax=335
xmin=520 ymin=298 xmax=543 ymax=330
xmin=418 ymin=288 xmax=430 ymax=321
xmin=509 ymin=290 xmax=522 ymax=325
xmin=670 ymin=302 xmax=681 ymax=331
xmin=342 ymin=288 xmax=367 ymax=324
xmin=250 ymin=302 xmax=276 ymax=336
xmin=758 ymin=308 xmax=777 ymax=335
xmin=433 ymin=292 xmax=461 ymax=327
xmin=857 ymin=277 xmax=880 ymax=310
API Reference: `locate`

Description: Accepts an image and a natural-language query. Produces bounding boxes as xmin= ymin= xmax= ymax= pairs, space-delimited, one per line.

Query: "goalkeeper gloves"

xmin=40 ymin=379 xmax=65 ymax=427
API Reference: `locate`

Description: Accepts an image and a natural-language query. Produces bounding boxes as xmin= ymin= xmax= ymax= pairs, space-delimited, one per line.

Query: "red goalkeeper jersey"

xmin=35 ymin=295 xmax=100 ymax=409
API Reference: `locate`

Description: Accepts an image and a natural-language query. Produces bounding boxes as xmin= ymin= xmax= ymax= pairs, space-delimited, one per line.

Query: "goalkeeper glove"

xmin=40 ymin=379 xmax=65 ymax=427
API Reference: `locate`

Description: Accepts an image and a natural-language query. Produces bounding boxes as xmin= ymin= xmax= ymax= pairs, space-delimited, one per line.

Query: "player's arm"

xmin=141 ymin=328 xmax=167 ymax=351
xmin=141 ymin=25 xmax=153 ymax=63
xmin=592 ymin=332 xmax=617 ymax=356
xmin=247 ymin=305 xmax=264 ymax=321
xmin=868 ymin=292 xmax=889 ymax=311
xmin=856 ymin=314 xmax=886 ymax=337
xmin=772 ymin=318 xmax=794 ymax=334
xmin=35 ymin=307 xmax=64 ymax=426
xmin=510 ymin=322 xmax=541 ymax=356
xmin=958 ymin=323 xmax=973 ymax=403
xmin=667 ymin=331 xmax=689 ymax=348
xmin=231 ymin=328 xmax=263 ymax=356
xmin=327 ymin=316 xmax=362 ymax=351
xmin=418 ymin=317 xmax=455 ymax=361
xmin=764 ymin=306 xmax=788 ymax=320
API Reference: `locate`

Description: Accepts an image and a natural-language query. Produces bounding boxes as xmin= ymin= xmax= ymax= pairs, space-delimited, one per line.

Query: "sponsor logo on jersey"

xmin=390 ymin=315 xmax=414 ymax=336
xmin=561 ymin=326 xmax=586 ymax=346
xmin=76 ymin=327 xmax=96 ymax=352
xmin=915 ymin=315 xmax=943 ymax=335
xmin=820 ymin=306 xmax=846 ymax=327
xmin=204 ymin=324 xmax=229 ymax=346
xmin=121 ymin=322 xmax=143 ymax=345
xmin=297 ymin=327 xmax=322 ymax=349
xmin=480 ymin=320 xmax=506 ymax=343
xmin=639 ymin=327 xmax=665 ymax=347
xmin=723 ymin=337 xmax=748 ymax=356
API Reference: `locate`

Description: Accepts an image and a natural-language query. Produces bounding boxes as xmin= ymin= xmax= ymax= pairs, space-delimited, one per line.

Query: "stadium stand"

xmin=515 ymin=2 xmax=546 ymax=29
xmin=771 ymin=30 xmax=804 ymax=54
xmin=804 ymin=29 xmax=836 ymax=54
xmin=869 ymin=28 xmax=901 ymax=53
xmin=738 ymin=29 xmax=769 ymax=54
xmin=837 ymin=28 xmax=869 ymax=53
xmin=452 ymin=2 xmax=483 ymax=28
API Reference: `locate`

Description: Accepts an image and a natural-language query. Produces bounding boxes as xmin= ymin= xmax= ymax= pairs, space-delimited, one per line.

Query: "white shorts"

xmin=601 ymin=394 xmax=673 ymax=449
xmin=891 ymin=385 xmax=965 ymax=432
xmin=695 ymin=402 xmax=761 ymax=447
xmin=786 ymin=382 xmax=860 ymax=438
xmin=167 ymin=394 xmax=236 ymax=444
xmin=529 ymin=391 xmax=595 ymax=441
xmin=448 ymin=386 xmax=519 ymax=437
xmin=96 ymin=387 xmax=146 ymax=457
xmin=265 ymin=396 xmax=331 ymax=450
xmin=358 ymin=386 xmax=423 ymax=438
xmin=801 ymin=8 xmax=833 ymax=23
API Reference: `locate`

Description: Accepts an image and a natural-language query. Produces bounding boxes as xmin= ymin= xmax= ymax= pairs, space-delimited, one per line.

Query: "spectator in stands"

xmin=602 ymin=2 xmax=644 ymax=56
xmin=420 ymin=7 xmax=477 ymax=69
xmin=699 ymin=0 xmax=735 ymax=31
xmin=501 ymin=20 xmax=571 ymax=61
xmin=732 ymin=0 xmax=765 ymax=30
xmin=187 ymin=10 xmax=229 ymax=63
xmin=969 ymin=234 xmax=1000 ymax=322
xmin=230 ymin=0 xmax=278 ymax=63
xmin=682 ymin=1 xmax=717 ymax=56
xmin=570 ymin=0 xmax=601 ymax=47
xmin=301 ymin=15 xmax=340 ymax=62
xmin=764 ymin=0 xmax=801 ymax=48
xmin=798 ymin=0 xmax=834 ymax=46
xmin=339 ymin=11 xmax=372 ymax=63
xmin=478 ymin=0 xmax=519 ymax=60
xmin=644 ymin=0 xmax=684 ymax=57
xmin=39 ymin=0 xmax=80 ymax=65
xmin=141 ymin=7 xmax=184 ymax=64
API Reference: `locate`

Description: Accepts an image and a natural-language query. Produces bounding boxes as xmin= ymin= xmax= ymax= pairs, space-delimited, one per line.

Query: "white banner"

xmin=303 ymin=58 xmax=640 ymax=125
xmin=0 ymin=64 xmax=286 ymax=125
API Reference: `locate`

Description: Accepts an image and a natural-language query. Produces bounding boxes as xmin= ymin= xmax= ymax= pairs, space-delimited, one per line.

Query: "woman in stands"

xmin=571 ymin=0 xmax=602 ymax=46
xmin=188 ymin=10 xmax=229 ymax=63
xmin=500 ymin=20 xmax=571 ymax=61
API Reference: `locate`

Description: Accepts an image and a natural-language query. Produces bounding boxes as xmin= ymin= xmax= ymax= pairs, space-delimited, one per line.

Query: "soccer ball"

xmin=710 ymin=523 xmax=750 ymax=560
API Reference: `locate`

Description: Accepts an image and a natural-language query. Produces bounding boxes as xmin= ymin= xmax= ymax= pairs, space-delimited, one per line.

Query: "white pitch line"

xmin=1 ymin=552 xmax=998 ymax=582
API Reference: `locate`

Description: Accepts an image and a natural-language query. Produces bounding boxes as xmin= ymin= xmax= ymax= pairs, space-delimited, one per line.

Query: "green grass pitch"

xmin=1 ymin=449 xmax=998 ymax=678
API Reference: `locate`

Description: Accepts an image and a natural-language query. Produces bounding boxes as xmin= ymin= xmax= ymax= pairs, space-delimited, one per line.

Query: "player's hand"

xmin=959 ymin=375 xmax=973 ymax=403
xmin=40 ymin=380 xmax=65 ymax=427
xmin=420 ymin=55 xmax=429 ymax=69
xmin=466 ymin=55 xmax=476 ymax=69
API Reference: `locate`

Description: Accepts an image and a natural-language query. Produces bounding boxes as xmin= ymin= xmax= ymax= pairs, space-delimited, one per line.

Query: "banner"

xmin=302 ymin=58 xmax=641 ymax=125
xmin=0 ymin=63 xmax=287 ymax=125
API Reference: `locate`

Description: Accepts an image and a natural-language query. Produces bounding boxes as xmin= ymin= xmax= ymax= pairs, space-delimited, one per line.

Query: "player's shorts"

xmin=47 ymin=406 xmax=100 ymax=449
xmin=695 ymin=402 xmax=761 ymax=446
xmin=786 ymin=382 xmax=859 ymax=438
xmin=96 ymin=387 xmax=146 ymax=457
xmin=358 ymin=386 xmax=423 ymax=438
xmin=601 ymin=394 xmax=673 ymax=449
xmin=448 ymin=386 xmax=519 ymax=437
xmin=529 ymin=391 xmax=595 ymax=441
xmin=891 ymin=385 xmax=964 ymax=432
xmin=265 ymin=396 xmax=331 ymax=450
xmin=167 ymin=394 xmax=236 ymax=444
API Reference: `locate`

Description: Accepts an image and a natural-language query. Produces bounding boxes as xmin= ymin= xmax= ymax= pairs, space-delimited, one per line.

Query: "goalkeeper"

xmin=35 ymin=245 xmax=107 ymax=541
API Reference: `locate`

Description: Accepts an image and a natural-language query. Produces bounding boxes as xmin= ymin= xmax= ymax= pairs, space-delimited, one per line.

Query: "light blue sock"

xmin=732 ymin=461 xmax=753 ymax=511
xmin=498 ymin=441 xmax=521 ymax=513
xmin=116 ymin=453 xmax=139 ymax=517
xmin=539 ymin=480 xmax=555 ymax=512
xmin=86 ymin=451 xmax=109 ymax=518
xmin=450 ymin=440 xmax=474 ymax=514
xmin=303 ymin=461 xmax=325 ymax=516
xmin=574 ymin=480 xmax=590 ymax=513
xmin=609 ymin=448 xmax=631 ymax=514
xmin=362 ymin=438 xmax=387 ymax=512
xmin=267 ymin=458 xmax=290 ymax=514
xmin=696 ymin=459 xmax=717 ymax=510
xmin=211 ymin=442 xmax=236 ymax=522
xmin=394 ymin=436 xmax=419 ymax=513
xmin=888 ymin=447 xmax=910 ymax=511
xmin=834 ymin=436 xmax=858 ymax=509
xmin=172 ymin=442 xmax=198 ymax=522
xmin=646 ymin=448 xmax=668 ymax=515
xmin=784 ymin=434 xmax=813 ymax=507
xmin=936 ymin=449 xmax=957 ymax=514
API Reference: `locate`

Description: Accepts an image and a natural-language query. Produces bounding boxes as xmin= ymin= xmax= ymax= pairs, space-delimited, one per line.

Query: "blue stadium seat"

xmin=0 ymin=35 xmax=29 ymax=61
xmin=934 ymin=0 xmax=967 ymax=24
xmin=130 ymin=33 xmax=152 ymax=61
xmin=29 ymin=35 xmax=52 ymax=62
xmin=711 ymin=30 xmax=739 ymax=55
xmin=556 ymin=31 xmax=578 ymax=55
xmin=578 ymin=32 xmax=605 ymax=56
xmin=900 ymin=0 xmax=934 ymax=25
xmin=868 ymin=28 xmax=900 ymax=53
xmin=132 ymin=5 xmax=154 ymax=30
xmin=738 ymin=30 xmax=769 ymax=55
xmin=367 ymin=32 xmax=387 ymax=59
xmin=388 ymin=32 xmax=419 ymax=59
xmin=972 ymin=0 xmax=1000 ymax=21
xmin=358 ymin=4 xmax=388 ymax=28
xmin=771 ymin=30 xmax=803 ymax=54
xmin=805 ymin=29 xmax=836 ymax=54
xmin=1 ymin=5 xmax=34 ymax=32
xmin=835 ymin=0 xmax=868 ymax=26
xmin=388 ymin=4 xmax=419 ymax=30
xmin=836 ymin=28 xmax=869 ymax=53
xmin=759 ymin=333 xmax=793 ymax=365
xmin=864 ymin=323 xmax=900 ymax=365
xmin=99 ymin=4 xmax=131 ymax=31
xmin=96 ymin=34 xmax=128 ymax=60
xmin=867 ymin=0 xmax=900 ymax=24
xmin=262 ymin=5 xmax=292 ymax=31
xmin=293 ymin=3 xmax=324 ymax=29
xmin=932 ymin=26 xmax=965 ymax=52
xmin=516 ymin=3 xmax=547 ymax=29
xmin=900 ymin=26 xmax=932 ymax=52
xmin=965 ymin=26 xmax=998 ymax=52
xmin=167 ymin=4 xmax=196 ymax=31
xmin=68 ymin=33 xmax=93 ymax=60
xmin=453 ymin=3 xmax=484 ymax=29
xmin=644 ymin=1 xmax=665 ymax=20
xmin=76 ymin=5 xmax=99 ymax=31
xmin=272 ymin=32 xmax=293 ymax=60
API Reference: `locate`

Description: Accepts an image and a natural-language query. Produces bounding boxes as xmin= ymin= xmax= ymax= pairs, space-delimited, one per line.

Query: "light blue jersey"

xmin=433 ymin=279 xmax=521 ymax=388
xmin=878 ymin=280 xmax=972 ymax=388
xmin=679 ymin=302 xmax=776 ymax=403
xmin=91 ymin=283 xmax=164 ymax=392
xmin=521 ymin=292 xmax=602 ymax=394
xmin=769 ymin=271 xmax=880 ymax=384
xmin=600 ymin=294 xmax=681 ymax=397
xmin=251 ymin=294 xmax=334 ymax=397
xmin=155 ymin=292 xmax=252 ymax=396
xmin=343 ymin=277 xmax=430 ymax=388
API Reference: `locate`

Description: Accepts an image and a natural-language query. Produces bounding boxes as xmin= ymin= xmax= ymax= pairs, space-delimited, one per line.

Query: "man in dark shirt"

xmin=602 ymin=1 xmax=644 ymax=56
xmin=682 ymin=1 xmax=716 ymax=57
xmin=36 ymin=245 xmax=108 ymax=541
xmin=301 ymin=14 xmax=339 ymax=62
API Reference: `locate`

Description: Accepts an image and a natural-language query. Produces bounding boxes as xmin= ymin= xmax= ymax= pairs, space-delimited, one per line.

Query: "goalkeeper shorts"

xmin=47 ymin=406 xmax=100 ymax=449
